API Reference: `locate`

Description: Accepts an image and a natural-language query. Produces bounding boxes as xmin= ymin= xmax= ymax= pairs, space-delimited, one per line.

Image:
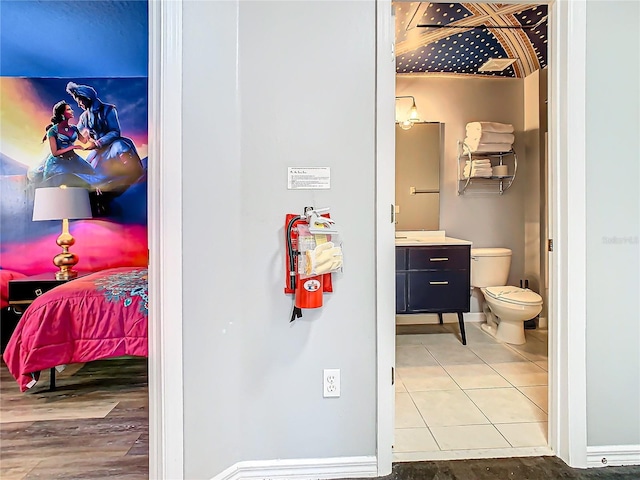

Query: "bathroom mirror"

xmin=395 ymin=122 xmax=442 ymax=231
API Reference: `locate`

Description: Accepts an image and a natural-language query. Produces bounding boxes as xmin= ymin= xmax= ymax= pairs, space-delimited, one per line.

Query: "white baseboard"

xmin=587 ymin=445 xmax=640 ymax=467
xmin=537 ymin=316 xmax=548 ymax=329
xmin=464 ymin=312 xmax=485 ymax=323
xmin=396 ymin=312 xmax=484 ymax=325
xmin=211 ymin=456 xmax=378 ymax=480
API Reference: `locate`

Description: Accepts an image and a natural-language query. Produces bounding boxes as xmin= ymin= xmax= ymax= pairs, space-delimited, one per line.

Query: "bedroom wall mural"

xmin=0 ymin=77 xmax=148 ymax=275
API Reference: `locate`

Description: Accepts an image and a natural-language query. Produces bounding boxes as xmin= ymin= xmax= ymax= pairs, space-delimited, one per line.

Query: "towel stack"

xmin=462 ymin=158 xmax=492 ymax=179
xmin=463 ymin=122 xmax=515 ymax=153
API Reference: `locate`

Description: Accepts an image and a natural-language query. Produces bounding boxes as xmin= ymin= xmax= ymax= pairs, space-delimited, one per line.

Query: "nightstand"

xmin=7 ymin=272 xmax=88 ymax=390
xmin=8 ymin=272 xmax=87 ymax=312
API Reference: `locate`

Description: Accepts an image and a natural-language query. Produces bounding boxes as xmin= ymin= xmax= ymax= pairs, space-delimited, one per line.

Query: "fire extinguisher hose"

xmin=286 ymin=215 xmax=302 ymax=321
xmin=286 ymin=215 xmax=301 ymax=291
xmin=290 ymin=306 xmax=302 ymax=322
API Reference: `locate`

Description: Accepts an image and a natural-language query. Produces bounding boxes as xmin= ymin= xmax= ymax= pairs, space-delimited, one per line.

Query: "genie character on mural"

xmin=66 ymin=81 xmax=144 ymax=195
xmin=0 ymin=77 xmax=149 ymax=275
xmin=25 ymin=80 xmax=146 ymax=216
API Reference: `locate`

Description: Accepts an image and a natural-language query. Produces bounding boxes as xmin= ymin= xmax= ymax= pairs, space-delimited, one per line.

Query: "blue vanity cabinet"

xmin=396 ymin=244 xmax=471 ymax=344
xmin=396 ymin=248 xmax=408 ymax=313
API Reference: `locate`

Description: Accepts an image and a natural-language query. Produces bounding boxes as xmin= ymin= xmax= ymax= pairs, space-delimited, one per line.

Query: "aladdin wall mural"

xmin=0 ymin=77 xmax=148 ymax=275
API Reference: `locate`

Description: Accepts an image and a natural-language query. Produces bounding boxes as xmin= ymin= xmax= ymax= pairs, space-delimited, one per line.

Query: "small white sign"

xmin=287 ymin=167 xmax=331 ymax=190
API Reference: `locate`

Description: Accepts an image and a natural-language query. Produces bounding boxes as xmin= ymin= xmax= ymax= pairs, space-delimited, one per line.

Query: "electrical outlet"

xmin=323 ymin=368 xmax=340 ymax=398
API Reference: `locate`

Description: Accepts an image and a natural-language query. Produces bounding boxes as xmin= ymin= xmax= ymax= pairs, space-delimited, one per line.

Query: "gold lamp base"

xmin=53 ymin=256 xmax=79 ymax=280
xmin=53 ymin=219 xmax=79 ymax=280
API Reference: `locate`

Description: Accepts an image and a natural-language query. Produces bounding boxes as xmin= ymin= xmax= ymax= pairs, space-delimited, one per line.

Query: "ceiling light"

xmin=478 ymin=58 xmax=517 ymax=72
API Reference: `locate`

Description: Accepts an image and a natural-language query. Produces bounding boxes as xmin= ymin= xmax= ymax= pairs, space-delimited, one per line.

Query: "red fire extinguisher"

xmin=295 ymin=274 xmax=323 ymax=309
xmin=285 ymin=210 xmax=333 ymax=322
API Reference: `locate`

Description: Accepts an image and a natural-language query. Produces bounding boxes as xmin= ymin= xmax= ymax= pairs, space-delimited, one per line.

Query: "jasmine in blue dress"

xmin=28 ymin=124 xmax=103 ymax=188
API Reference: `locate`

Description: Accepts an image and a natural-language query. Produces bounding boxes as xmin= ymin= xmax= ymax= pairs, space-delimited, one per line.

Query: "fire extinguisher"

xmin=285 ymin=207 xmax=339 ymax=322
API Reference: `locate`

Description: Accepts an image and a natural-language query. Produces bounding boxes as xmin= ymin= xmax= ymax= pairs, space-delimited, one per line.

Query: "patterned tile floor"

xmin=394 ymin=319 xmax=549 ymax=462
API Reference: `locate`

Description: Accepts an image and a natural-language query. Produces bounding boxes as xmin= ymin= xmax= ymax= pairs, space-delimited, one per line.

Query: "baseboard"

xmin=396 ymin=312 xmax=484 ymax=325
xmin=587 ymin=445 xmax=640 ymax=467
xmin=464 ymin=312 xmax=485 ymax=323
xmin=211 ymin=456 xmax=378 ymax=480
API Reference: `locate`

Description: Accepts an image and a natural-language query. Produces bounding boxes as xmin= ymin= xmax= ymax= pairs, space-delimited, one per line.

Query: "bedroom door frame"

xmin=148 ymin=1 xmax=185 ymax=478
xmin=375 ymin=0 xmax=588 ymax=474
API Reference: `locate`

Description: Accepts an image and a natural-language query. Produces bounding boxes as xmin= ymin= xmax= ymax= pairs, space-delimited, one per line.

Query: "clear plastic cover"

xmin=297 ymin=223 xmax=343 ymax=278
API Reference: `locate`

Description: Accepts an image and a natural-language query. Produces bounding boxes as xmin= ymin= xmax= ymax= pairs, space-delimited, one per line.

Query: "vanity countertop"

xmin=395 ymin=230 xmax=472 ymax=246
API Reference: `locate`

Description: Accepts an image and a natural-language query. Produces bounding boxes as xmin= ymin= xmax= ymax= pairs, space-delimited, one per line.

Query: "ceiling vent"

xmin=478 ymin=58 xmax=517 ymax=72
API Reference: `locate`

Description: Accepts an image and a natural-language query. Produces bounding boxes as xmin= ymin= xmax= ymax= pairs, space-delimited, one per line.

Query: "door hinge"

xmin=391 ymin=204 xmax=395 ymax=224
xmin=548 ymin=239 xmax=554 ymax=252
xmin=391 ymin=367 xmax=395 ymax=385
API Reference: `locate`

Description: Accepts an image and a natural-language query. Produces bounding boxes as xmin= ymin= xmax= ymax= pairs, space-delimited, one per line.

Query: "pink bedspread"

xmin=3 ymin=267 xmax=148 ymax=391
xmin=1 ymin=269 xmax=26 ymax=309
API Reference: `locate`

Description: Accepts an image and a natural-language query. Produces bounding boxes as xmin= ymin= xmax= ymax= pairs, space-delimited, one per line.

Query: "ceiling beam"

xmin=395 ymin=3 xmax=531 ymax=57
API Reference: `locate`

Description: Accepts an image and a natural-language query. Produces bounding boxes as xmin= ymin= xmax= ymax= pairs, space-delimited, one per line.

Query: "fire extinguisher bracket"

xmin=284 ymin=208 xmax=339 ymax=321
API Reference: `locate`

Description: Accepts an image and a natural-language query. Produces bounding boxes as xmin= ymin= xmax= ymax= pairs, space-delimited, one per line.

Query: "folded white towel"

xmin=466 ymin=132 xmax=515 ymax=143
xmin=466 ymin=121 xmax=514 ymax=135
xmin=463 ymin=165 xmax=493 ymax=178
xmin=464 ymin=133 xmax=515 ymax=151
xmin=464 ymin=159 xmax=491 ymax=167
xmin=462 ymin=172 xmax=493 ymax=179
xmin=463 ymin=165 xmax=493 ymax=172
xmin=463 ymin=143 xmax=513 ymax=154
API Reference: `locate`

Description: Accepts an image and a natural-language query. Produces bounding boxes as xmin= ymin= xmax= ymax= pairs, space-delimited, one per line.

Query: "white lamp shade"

xmin=32 ymin=187 xmax=92 ymax=221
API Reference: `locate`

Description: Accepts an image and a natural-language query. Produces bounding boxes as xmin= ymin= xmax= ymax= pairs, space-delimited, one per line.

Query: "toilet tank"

xmin=470 ymin=248 xmax=512 ymax=287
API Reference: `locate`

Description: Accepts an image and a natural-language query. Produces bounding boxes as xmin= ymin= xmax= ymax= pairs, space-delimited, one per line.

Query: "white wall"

xmin=396 ymin=75 xmax=526 ymax=290
xmin=178 ymin=1 xmax=640 ymax=475
xmin=182 ymin=1 xmax=378 ymax=478
xmin=585 ymin=0 xmax=640 ymax=447
xmin=182 ymin=2 xmax=243 ymax=475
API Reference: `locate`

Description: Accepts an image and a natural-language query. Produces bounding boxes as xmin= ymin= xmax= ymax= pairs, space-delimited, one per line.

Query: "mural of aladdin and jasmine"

xmin=0 ymin=78 xmax=148 ymax=275
xmin=29 ymin=82 xmax=144 ymax=215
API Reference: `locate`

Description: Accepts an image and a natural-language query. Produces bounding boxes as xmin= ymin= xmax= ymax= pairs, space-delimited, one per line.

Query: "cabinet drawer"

xmin=396 ymin=272 xmax=407 ymax=313
xmin=407 ymin=270 xmax=470 ymax=312
xmin=407 ymin=246 xmax=470 ymax=270
xmin=8 ymin=279 xmax=66 ymax=304
xmin=396 ymin=248 xmax=407 ymax=270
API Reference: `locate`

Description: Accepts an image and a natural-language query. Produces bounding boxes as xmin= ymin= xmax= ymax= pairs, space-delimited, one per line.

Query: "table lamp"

xmin=32 ymin=186 xmax=92 ymax=280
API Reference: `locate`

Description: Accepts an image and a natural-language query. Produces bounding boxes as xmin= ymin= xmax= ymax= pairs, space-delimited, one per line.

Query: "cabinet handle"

xmin=429 ymin=281 xmax=449 ymax=285
xmin=430 ymin=257 xmax=448 ymax=262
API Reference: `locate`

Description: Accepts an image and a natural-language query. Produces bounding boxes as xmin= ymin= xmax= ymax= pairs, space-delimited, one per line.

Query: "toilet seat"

xmin=483 ymin=286 xmax=543 ymax=306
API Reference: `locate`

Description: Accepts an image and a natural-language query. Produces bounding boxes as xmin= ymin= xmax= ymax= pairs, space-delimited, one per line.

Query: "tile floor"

xmin=394 ymin=318 xmax=549 ymax=462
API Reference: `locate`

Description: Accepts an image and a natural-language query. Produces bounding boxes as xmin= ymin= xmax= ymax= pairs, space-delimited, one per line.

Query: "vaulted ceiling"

xmin=394 ymin=2 xmax=548 ymax=78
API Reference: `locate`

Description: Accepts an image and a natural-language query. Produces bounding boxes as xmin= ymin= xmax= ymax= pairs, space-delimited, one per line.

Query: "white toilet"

xmin=471 ymin=248 xmax=543 ymax=345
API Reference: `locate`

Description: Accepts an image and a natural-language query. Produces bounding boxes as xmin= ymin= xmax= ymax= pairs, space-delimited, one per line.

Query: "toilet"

xmin=471 ymin=248 xmax=543 ymax=345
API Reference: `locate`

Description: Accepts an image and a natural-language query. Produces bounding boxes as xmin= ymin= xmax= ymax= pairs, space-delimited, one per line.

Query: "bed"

xmin=2 ymin=266 xmax=148 ymax=392
xmin=1 ymin=269 xmax=27 ymax=309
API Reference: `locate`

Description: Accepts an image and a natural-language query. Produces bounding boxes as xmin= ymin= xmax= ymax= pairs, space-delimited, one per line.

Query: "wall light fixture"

xmin=395 ymin=96 xmax=421 ymax=130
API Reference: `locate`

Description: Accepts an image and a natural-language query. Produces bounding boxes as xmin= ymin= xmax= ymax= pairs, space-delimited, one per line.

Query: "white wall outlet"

xmin=323 ymin=368 xmax=340 ymax=398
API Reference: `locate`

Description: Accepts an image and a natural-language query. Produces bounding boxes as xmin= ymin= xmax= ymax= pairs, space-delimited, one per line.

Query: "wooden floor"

xmin=0 ymin=357 xmax=148 ymax=480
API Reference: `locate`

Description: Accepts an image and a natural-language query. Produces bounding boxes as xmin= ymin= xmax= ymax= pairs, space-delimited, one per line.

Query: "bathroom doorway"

xmin=390 ymin=0 xmax=551 ymax=463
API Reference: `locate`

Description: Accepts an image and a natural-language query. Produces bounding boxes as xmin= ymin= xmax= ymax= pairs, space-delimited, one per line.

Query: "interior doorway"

xmin=392 ymin=0 xmax=550 ymax=461
xmin=373 ymin=0 xmax=593 ymax=473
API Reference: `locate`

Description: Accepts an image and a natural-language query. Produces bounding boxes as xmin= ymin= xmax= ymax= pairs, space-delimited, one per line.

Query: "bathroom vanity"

xmin=395 ymin=231 xmax=472 ymax=344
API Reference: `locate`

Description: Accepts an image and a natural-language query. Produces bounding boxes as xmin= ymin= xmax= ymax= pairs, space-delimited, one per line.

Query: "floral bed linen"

xmin=3 ymin=267 xmax=148 ymax=391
